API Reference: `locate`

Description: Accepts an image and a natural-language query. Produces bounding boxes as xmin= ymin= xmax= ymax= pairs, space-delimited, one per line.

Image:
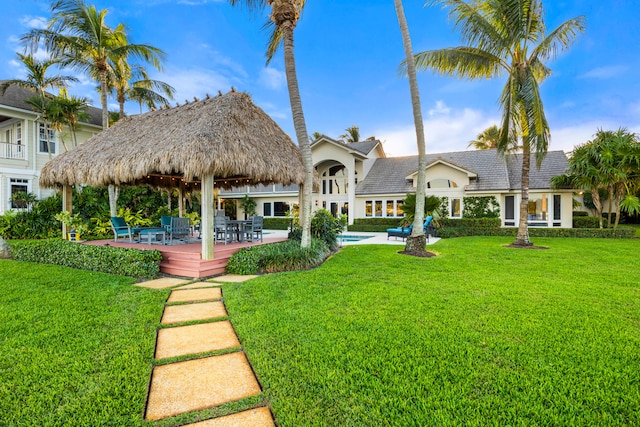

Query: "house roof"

xmin=355 ymin=149 xmax=568 ymax=195
xmin=39 ymin=91 xmax=305 ymax=190
xmin=311 ymin=134 xmax=383 ymax=158
xmin=0 ymin=81 xmax=102 ymax=127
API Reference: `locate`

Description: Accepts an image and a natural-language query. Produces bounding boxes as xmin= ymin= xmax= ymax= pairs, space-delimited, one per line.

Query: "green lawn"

xmin=224 ymin=237 xmax=640 ymax=426
xmin=0 ymin=261 xmax=169 ymax=426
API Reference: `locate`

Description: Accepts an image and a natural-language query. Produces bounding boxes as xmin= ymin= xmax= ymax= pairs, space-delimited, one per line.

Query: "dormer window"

xmin=427 ymin=179 xmax=458 ymax=188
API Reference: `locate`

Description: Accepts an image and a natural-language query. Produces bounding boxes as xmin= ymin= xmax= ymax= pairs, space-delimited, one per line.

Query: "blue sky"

xmin=2 ymin=0 xmax=639 ymax=156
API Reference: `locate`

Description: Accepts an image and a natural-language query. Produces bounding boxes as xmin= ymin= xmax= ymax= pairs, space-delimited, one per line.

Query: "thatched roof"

xmin=40 ymin=90 xmax=305 ymax=190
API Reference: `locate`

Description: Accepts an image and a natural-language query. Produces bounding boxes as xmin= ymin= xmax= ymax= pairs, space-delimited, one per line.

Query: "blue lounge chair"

xmin=387 ymin=216 xmax=434 ymax=241
xmin=110 ymin=216 xmax=133 ymax=242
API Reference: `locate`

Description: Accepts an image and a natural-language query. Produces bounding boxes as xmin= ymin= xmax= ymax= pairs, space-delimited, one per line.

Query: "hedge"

xmin=348 ymin=218 xmax=404 ymax=232
xmin=438 ymin=227 xmax=635 ymax=239
xmin=9 ymin=239 xmax=162 ymax=279
xmin=226 ymin=239 xmax=330 ymax=275
xmin=440 ymin=218 xmax=501 ymax=228
xmin=263 ymin=217 xmax=293 ymax=230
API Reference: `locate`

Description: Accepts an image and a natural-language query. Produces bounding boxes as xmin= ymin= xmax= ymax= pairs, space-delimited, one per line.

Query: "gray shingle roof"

xmin=347 ymin=140 xmax=380 ymax=155
xmin=0 ymin=81 xmax=102 ymax=127
xmin=356 ymin=149 xmax=568 ymax=195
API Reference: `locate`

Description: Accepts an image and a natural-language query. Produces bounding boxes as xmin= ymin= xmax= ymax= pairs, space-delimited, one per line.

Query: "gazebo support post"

xmin=178 ymin=181 xmax=185 ymax=217
xmin=201 ymin=174 xmax=215 ymax=260
xmin=61 ymin=185 xmax=72 ymax=239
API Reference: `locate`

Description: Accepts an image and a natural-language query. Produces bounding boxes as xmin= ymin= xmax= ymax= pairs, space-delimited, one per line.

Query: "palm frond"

xmin=531 ymin=15 xmax=585 ymax=63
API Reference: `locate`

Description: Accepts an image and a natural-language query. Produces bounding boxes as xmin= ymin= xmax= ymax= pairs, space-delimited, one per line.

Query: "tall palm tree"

xmin=413 ymin=0 xmax=584 ymax=246
xmin=394 ymin=0 xmax=428 ymax=253
xmin=24 ymin=0 xmax=166 ymax=216
xmin=229 ymin=0 xmax=313 ymax=248
xmin=468 ymin=124 xmax=500 ymax=149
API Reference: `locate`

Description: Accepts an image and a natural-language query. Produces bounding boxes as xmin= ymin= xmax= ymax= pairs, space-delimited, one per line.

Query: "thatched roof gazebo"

xmin=40 ymin=90 xmax=305 ymax=260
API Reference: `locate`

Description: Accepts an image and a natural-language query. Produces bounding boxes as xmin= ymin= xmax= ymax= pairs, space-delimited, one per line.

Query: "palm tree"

xmin=229 ymin=0 xmax=313 ymax=248
xmin=468 ymin=124 xmax=500 ymax=149
xmin=394 ymin=0 xmax=428 ymax=253
xmin=413 ymin=0 xmax=584 ymax=246
xmin=24 ymin=0 xmax=166 ymax=216
xmin=309 ymin=131 xmax=323 ymax=143
xmin=340 ymin=126 xmax=360 ymax=143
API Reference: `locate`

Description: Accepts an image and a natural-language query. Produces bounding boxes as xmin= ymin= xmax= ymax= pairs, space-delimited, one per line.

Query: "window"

xmin=263 ymin=202 xmax=272 ymax=217
xmin=451 ymin=198 xmax=461 ymax=218
xmin=322 ymin=165 xmax=348 ymax=195
xmin=375 ymin=200 xmax=383 ymax=217
xmin=427 ymin=179 xmax=458 ymax=188
xmin=39 ymin=123 xmax=56 ymax=154
xmin=386 ymin=201 xmax=394 ymax=216
xmin=396 ymin=200 xmax=404 ymax=216
xmin=365 ymin=201 xmax=373 ymax=217
xmin=274 ymin=202 xmax=288 ymax=217
xmin=505 ymin=195 xmax=515 ymax=226
xmin=528 ymin=194 xmax=548 ymax=224
xmin=10 ymin=178 xmax=29 ymax=209
xmin=553 ymin=194 xmax=562 ymax=226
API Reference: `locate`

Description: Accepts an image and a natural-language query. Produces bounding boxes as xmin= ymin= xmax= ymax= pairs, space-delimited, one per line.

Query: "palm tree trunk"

xmin=394 ymin=0 xmax=427 ymax=252
xmin=279 ymin=7 xmax=313 ymax=249
xmin=100 ymin=68 xmax=120 ymax=217
xmin=590 ymin=188 xmax=603 ymax=228
xmin=515 ymin=142 xmax=532 ymax=246
xmin=607 ymin=186 xmax=614 ymax=227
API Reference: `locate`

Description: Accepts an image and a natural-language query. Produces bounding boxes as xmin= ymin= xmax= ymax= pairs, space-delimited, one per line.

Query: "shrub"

xmin=440 ymin=218 xmax=502 ymax=229
xmin=349 ymin=218 xmax=402 ymax=232
xmin=573 ymin=211 xmax=589 ymax=217
xmin=263 ymin=217 xmax=292 ymax=230
xmin=438 ymin=227 xmax=635 ymax=239
xmin=573 ymin=216 xmax=601 ymax=228
xmin=226 ymin=239 xmax=330 ymax=275
xmin=0 ymin=195 xmax=62 ymax=239
xmin=9 ymin=239 xmax=162 ymax=279
xmin=290 ymin=209 xmax=346 ymax=250
xmin=462 ymin=196 xmax=500 ymax=218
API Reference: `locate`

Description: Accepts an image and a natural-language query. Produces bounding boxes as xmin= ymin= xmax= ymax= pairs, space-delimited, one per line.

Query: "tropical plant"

xmin=413 ymin=0 xmax=584 ymax=246
xmin=309 ymin=131 xmax=323 ymax=143
xmin=24 ymin=0 xmax=166 ymax=217
xmin=239 ymin=194 xmax=257 ymax=219
xmin=0 ymin=53 xmax=77 ymax=100
xmin=400 ymin=194 xmax=442 ymax=226
xmin=8 ymin=191 xmax=38 ymax=211
xmin=394 ymin=0 xmax=429 ymax=253
xmin=468 ymin=124 xmax=500 ymax=150
xmin=229 ymin=0 xmax=314 ymax=249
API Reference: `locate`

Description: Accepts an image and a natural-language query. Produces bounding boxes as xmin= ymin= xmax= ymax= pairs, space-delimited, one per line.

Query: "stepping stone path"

xmin=135 ymin=277 xmax=274 ymax=425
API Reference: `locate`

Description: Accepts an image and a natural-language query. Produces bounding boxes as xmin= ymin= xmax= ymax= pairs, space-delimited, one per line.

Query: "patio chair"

xmin=160 ymin=215 xmax=174 ymax=231
xmin=110 ymin=216 xmax=133 ymax=242
xmin=168 ymin=217 xmax=191 ymax=244
xmin=244 ymin=216 xmax=264 ymax=243
xmin=386 ymin=223 xmax=412 ymax=241
xmin=214 ymin=215 xmax=232 ymax=245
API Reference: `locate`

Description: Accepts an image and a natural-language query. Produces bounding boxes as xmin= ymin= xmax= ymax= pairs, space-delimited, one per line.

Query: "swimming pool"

xmin=339 ymin=234 xmax=374 ymax=242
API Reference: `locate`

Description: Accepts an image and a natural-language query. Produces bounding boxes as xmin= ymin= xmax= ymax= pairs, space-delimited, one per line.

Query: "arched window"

xmin=427 ymin=179 xmax=457 ymax=189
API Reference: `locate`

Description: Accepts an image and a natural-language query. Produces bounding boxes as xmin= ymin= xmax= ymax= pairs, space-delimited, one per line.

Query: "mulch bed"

xmin=398 ymin=250 xmax=437 ymax=258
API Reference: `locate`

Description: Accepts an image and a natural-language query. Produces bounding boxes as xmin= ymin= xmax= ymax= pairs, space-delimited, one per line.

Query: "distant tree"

xmin=413 ymin=0 xmax=584 ymax=246
xmin=340 ymin=126 xmax=360 ymax=143
xmin=309 ymin=131 xmax=323 ymax=143
xmin=468 ymin=125 xmax=500 ymax=150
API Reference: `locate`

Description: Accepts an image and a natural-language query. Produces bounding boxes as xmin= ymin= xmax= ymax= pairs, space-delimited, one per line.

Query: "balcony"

xmin=0 ymin=141 xmax=25 ymax=160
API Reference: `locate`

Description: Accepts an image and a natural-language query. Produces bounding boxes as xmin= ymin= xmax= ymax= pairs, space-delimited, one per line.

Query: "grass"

xmin=0 ymin=260 xmax=169 ymax=426
xmin=223 ymin=237 xmax=640 ymax=426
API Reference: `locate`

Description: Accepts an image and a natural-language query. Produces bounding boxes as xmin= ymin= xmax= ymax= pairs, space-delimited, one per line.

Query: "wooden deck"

xmin=84 ymin=234 xmax=288 ymax=278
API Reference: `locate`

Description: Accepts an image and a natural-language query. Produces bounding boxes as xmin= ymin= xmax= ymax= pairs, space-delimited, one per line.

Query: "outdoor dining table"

xmin=226 ymin=219 xmax=253 ymax=243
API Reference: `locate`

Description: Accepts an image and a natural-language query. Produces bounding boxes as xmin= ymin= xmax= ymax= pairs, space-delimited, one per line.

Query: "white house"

xmin=0 ymin=82 xmax=102 ymax=214
xmin=221 ymin=135 xmax=574 ymax=228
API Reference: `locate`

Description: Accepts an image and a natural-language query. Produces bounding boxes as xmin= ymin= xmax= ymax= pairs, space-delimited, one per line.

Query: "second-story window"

xmin=39 ymin=123 xmax=56 ymax=154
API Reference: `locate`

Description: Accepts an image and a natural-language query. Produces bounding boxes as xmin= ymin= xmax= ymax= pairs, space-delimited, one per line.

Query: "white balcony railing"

xmin=0 ymin=141 xmax=25 ymax=160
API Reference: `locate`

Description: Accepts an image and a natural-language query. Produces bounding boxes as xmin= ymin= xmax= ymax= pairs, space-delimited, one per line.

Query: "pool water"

xmin=339 ymin=234 xmax=374 ymax=242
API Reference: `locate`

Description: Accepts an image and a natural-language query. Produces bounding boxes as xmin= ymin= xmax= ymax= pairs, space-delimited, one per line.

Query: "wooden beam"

xmin=61 ymin=185 xmax=72 ymax=238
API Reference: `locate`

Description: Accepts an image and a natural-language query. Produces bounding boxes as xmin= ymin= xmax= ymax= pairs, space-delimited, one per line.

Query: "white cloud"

xmin=579 ymin=65 xmax=628 ymax=80
xmin=551 ymin=120 xmax=640 ymax=153
xmin=158 ymin=67 xmax=234 ymax=103
xmin=19 ymin=16 xmax=47 ymax=30
xmin=375 ymin=101 xmax=498 ymax=157
xmin=259 ymin=67 xmax=286 ymax=90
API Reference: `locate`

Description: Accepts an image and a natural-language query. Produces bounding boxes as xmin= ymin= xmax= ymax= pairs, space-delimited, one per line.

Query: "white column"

xmin=201 ymin=175 xmax=215 ymax=260
xmin=347 ymin=159 xmax=356 ymax=225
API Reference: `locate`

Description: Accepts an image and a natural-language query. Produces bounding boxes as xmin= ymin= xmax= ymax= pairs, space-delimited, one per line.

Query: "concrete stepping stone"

xmin=211 ymin=274 xmax=258 ymax=283
xmin=145 ymin=352 xmax=262 ymax=421
xmin=134 ymin=278 xmax=191 ymax=289
xmin=175 ymin=281 xmax=220 ymax=290
xmin=161 ymin=301 xmax=227 ymax=325
xmin=167 ymin=288 xmax=222 ymax=303
xmin=183 ymin=407 xmax=275 ymax=427
xmin=155 ymin=321 xmax=240 ymax=360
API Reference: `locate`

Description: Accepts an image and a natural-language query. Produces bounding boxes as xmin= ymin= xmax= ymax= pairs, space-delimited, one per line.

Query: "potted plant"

xmin=55 ymin=211 xmax=90 ymax=242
